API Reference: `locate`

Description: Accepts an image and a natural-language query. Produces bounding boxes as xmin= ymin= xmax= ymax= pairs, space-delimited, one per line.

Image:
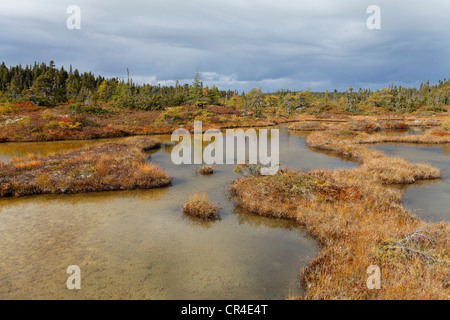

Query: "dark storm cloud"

xmin=0 ymin=0 xmax=448 ymax=91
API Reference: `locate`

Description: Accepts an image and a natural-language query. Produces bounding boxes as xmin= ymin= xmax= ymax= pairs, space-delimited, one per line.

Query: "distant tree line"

xmin=0 ymin=61 xmax=448 ymax=114
xmin=0 ymin=61 xmax=230 ymax=109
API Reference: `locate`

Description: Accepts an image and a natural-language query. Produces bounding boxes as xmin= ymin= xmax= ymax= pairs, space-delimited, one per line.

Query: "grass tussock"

xmin=199 ymin=166 xmax=214 ymax=175
xmin=230 ymin=129 xmax=449 ymax=299
xmin=0 ymin=143 xmax=170 ymax=197
xmin=182 ymin=193 xmax=221 ymax=220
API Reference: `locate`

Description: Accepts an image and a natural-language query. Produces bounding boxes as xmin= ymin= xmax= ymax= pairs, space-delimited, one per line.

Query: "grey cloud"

xmin=0 ymin=0 xmax=448 ymax=91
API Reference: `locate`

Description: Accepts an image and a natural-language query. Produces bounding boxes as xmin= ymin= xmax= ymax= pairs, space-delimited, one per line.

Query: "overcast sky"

xmin=0 ymin=0 xmax=449 ymax=92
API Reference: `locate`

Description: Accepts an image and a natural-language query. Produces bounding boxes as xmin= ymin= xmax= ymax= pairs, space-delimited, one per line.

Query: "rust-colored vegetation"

xmin=307 ymin=131 xmax=442 ymax=184
xmin=199 ymin=166 xmax=214 ymax=175
xmin=346 ymin=119 xmax=411 ymax=132
xmin=182 ymin=193 xmax=221 ymax=220
xmin=230 ymin=169 xmax=361 ymax=219
xmin=230 ymin=128 xmax=449 ymax=299
xmin=0 ymin=103 xmax=297 ymax=143
xmin=0 ymin=137 xmax=170 ymax=197
xmin=288 ymin=121 xmax=327 ymax=131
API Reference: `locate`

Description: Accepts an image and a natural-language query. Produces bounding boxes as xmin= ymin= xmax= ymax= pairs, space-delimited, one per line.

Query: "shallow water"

xmin=0 ymin=125 xmax=356 ymax=300
xmin=0 ymin=138 xmax=114 ymax=163
xmin=372 ymin=144 xmax=449 ymax=222
xmin=371 ymin=127 xmax=427 ymax=137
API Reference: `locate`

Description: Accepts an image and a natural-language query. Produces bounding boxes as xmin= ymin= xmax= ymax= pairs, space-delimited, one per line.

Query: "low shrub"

xmin=67 ymin=103 xmax=109 ymax=115
xmin=439 ymin=117 xmax=450 ymax=131
xmin=0 ymin=103 xmax=17 ymax=114
xmin=423 ymin=105 xmax=447 ymax=113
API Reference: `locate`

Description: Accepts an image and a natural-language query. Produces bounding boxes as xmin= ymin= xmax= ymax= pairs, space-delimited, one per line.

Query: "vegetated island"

xmin=0 ymin=136 xmax=170 ymax=197
xmin=231 ymin=121 xmax=449 ymax=300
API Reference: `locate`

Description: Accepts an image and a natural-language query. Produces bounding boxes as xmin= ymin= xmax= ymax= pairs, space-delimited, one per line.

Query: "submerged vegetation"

xmin=182 ymin=193 xmax=221 ymax=220
xmin=0 ymin=137 xmax=170 ymax=197
xmin=230 ymin=127 xmax=449 ymax=299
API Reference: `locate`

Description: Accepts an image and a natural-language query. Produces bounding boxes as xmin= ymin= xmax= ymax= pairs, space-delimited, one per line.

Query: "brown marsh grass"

xmin=199 ymin=166 xmax=214 ymax=175
xmin=123 ymin=136 xmax=162 ymax=151
xmin=182 ymin=193 xmax=221 ymax=219
xmin=0 ymin=140 xmax=170 ymax=197
xmin=307 ymin=131 xmax=443 ymax=184
xmin=230 ymin=128 xmax=449 ymax=299
xmin=288 ymin=122 xmax=327 ymax=131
